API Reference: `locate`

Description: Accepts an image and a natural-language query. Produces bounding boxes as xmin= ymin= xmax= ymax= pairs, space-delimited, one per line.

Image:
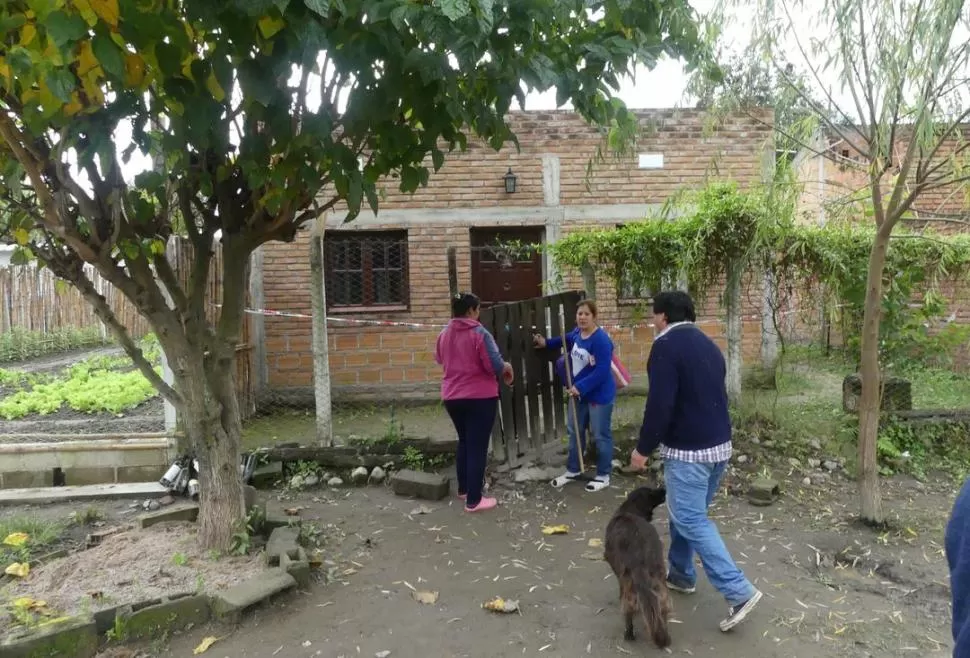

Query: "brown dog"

xmin=604 ymin=485 xmax=672 ymax=647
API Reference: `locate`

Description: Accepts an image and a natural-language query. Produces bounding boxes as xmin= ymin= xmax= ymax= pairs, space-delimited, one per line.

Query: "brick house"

xmin=253 ymin=109 xmax=775 ymax=403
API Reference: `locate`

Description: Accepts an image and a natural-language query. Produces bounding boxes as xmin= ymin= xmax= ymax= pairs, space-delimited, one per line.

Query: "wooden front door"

xmin=470 ymin=227 xmax=544 ymax=306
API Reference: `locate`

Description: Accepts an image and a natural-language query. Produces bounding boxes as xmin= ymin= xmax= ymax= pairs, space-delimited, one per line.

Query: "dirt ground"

xmin=0 ymin=500 xmax=263 ymax=637
xmin=135 ymin=466 xmax=956 ymax=658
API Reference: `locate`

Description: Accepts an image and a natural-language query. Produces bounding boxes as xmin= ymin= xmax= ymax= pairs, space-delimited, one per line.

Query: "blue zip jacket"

xmin=947 ymin=476 xmax=970 ymax=658
xmin=546 ymin=327 xmax=616 ymax=405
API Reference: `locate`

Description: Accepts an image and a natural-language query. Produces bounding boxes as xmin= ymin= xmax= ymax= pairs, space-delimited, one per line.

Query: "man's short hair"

xmin=652 ymin=290 xmax=697 ymax=323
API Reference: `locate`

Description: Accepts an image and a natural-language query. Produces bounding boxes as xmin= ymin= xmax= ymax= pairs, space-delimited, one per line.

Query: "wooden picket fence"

xmin=0 ymin=265 xmax=150 ymax=347
xmin=0 ymin=238 xmax=255 ymax=421
xmin=479 ymin=290 xmax=583 ymax=467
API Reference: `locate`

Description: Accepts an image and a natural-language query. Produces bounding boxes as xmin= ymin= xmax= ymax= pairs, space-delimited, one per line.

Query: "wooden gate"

xmin=479 ymin=291 xmax=583 ymax=467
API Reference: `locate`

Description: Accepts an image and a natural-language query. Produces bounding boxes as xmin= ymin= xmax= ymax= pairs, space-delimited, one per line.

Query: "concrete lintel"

xmin=324 ymin=203 xmax=668 ymax=228
xmin=0 ymin=482 xmax=169 ymax=506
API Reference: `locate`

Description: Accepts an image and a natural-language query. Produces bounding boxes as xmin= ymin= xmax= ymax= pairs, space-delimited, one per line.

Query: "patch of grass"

xmin=0 ymin=327 xmax=108 ymax=364
xmin=70 ymin=506 xmax=104 ymax=526
xmin=0 ymin=516 xmax=65 ymax=564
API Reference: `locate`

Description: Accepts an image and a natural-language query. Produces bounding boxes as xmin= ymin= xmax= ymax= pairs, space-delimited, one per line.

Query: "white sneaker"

xmin=719 ymin=589 xmax=763 ymax=632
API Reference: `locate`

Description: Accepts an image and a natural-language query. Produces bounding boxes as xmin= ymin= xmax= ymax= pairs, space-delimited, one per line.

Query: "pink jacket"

xmin=434 ymin=318 xmax=504 ymax=400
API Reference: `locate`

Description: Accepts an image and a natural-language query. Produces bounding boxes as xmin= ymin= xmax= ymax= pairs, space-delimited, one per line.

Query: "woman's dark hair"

xmin=652 ymin=290 xmax=696 ymax=323
xmin=452 ymin=292 xmax=481 ymax=318
xmin=577 ymin=299 xmax=598 ymax=317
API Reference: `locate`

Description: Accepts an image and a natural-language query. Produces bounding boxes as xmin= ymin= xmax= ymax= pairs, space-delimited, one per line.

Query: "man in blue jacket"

xmin=629 ymin=290 xmax=762 ymax=632
xmin=946 ymin=477 xmax=970 ymax=657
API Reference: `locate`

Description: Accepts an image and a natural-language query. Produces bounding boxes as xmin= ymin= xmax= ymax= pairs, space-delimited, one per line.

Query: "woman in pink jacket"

xmin=435 ymin=292 xmax=513 ymax=513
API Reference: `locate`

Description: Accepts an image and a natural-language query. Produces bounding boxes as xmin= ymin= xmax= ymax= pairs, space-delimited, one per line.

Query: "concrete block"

xmin=390 ymin=469 xmax=450 ymax=501
xmin=122 ymin=592 xmax=210 ymax=640
xmin=210 ymin=569 xmax=296 ymax=622
xmin=251 ymin=461 xmax=283 ymax=489
xmin=116 ymin=465 xmax=165 ymax=483
xmin=748 ymin=478 xmax=781 ymax=507
xmin=93 ymin=605 xmax=122 ymax=636
xmin=265 ymin=527 xmax=300 ymax=567
xmin=0 ymin=616 xmax=98 ymax=658
xmin=0 ymin=482 xmax=168 ymax=506
xmin=280 ymin=547 xmax=311 ymax=587
xmin=66 ymin=467 xmax=117 ymax=486
xmin=263 ymin=508 xmax=300 ymax=533
xmin=0 ymin=470 xmax=53 ymax=490
xmin=138 ymin=504 xmax=199 ymax=528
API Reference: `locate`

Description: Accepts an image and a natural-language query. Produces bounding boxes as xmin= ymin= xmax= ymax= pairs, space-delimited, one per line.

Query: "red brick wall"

xmin=260 ymin=109 xmax=775 ymax=400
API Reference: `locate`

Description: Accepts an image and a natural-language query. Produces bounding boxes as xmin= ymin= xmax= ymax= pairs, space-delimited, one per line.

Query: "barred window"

xmin=325 ymin=231 xmax=409 ymax=310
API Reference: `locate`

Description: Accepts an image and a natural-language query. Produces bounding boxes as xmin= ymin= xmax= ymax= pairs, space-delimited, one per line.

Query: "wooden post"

xmin=447 ymin=246 xmax=459 ymax=297
xmin=724 ymin=259 xmax=743 ymax=404
xmin=310 ymin=234 xmax=334 ymax=446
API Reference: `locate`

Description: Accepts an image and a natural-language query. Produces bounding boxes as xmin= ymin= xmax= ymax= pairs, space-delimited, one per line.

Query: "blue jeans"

xmin=444 ymin=398 xmax=498 ymax=507
xmin=665 ymin=459 xmax=756 ymax=607
xmin=565 ymin=400 xmax=613 ymax=477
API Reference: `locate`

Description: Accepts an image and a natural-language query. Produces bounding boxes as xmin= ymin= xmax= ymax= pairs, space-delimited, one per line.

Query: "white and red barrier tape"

xmin=216 ymin=303 xmax=818 ymax=332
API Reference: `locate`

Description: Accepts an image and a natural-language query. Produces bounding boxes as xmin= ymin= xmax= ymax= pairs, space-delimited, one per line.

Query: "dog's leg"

xmin=620 ymin=579 xmax=636 ymax=641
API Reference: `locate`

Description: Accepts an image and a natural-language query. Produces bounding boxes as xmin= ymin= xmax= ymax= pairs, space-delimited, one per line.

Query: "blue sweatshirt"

xmin=546 ymin=327 xmax=616 ymax=405
xmin=947 ymin=477 xmax=970 ymax=658
xmin=637 ymin=323 xmax=732 ymax=456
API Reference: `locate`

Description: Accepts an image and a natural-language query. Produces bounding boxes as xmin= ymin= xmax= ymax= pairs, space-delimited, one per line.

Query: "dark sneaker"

xmin=666 ymin=574 xmax=696 ymax=594
xmin=719 ymin=589 xmax=763 ymax=632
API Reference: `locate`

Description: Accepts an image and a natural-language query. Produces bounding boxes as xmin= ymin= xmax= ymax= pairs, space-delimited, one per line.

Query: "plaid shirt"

xmin=660 ymin=440 xmax=733 ymax=464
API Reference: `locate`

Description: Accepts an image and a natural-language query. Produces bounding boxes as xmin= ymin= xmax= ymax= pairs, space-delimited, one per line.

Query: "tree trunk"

xmin=760 ymin=263 xmax=779 ymax=382
xmin=177 ymin=354 xmax=246 ymax=549
xmin=724 ymin=259 xmax=743 ymax=404
xmin=858 ymin=230 xmax=889 ymax=526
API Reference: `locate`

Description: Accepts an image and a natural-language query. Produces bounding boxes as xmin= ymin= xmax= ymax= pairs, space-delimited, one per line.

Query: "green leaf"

xmin=45 ymin=68 xmax=77 ymax=103
xmin=7 ymin=47 xmax=34 ymax=77
xmin=92 ymin=33 xmax=125 ymax=80
xmin=154 ymin=42 xmax=184 ymax=78
xmin=45 ymin=11 xmax=88 ymax=49
xmin=437 ymin=0 xmax=471 ymax=21
xmin=12 ymin=228 xmax=30 ymax=246
xmin=303 ymin=0 xmax=330 ymax=17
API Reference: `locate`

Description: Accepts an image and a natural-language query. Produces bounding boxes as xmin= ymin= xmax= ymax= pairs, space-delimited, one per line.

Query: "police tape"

xmin=218 ymin=303 xmax=820 ymax=332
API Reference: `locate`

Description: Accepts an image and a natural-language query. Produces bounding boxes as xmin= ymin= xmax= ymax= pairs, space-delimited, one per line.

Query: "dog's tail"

xmin=633 ymin=567 xmax=671 ymax=648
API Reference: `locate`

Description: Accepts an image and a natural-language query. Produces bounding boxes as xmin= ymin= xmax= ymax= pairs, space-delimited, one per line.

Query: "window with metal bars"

xmin=324 ymin=231 xmax=409 ymax=310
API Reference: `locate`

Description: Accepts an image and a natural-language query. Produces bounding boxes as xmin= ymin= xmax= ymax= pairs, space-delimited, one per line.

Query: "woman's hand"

xmin=532 ymin=334 xmax=546 ymax=349
xmin=567 ymin=385 xmax=580 ymax=398
xmin=502 ymin=362 xmax=514 ymax=385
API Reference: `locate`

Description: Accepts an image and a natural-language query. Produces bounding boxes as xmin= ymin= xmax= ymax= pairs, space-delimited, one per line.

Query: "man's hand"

xmin=567 ymin=385 xmax=580 ymax=398
xmin=532 ymin=334 xmax=547 ymax=349
xmin=502 ymin=362 xmax=514 ymax=385
xmin=629 ymin=448 xmax=648 ymax=471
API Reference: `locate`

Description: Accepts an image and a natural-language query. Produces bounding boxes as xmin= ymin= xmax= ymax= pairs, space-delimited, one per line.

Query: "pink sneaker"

xmin=465 ymin=497 xmax=497 ymax=513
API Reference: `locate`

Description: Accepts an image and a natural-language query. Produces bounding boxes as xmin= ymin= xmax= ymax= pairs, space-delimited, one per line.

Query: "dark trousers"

xmin=444 ymin=397 xmax=498 ymax=507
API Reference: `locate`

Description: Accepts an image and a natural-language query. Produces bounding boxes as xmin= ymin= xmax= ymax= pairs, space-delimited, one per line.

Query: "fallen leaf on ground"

xmin=581 ymin=552 xmax=604 ymax=561
xmin=5 ymin=562 xmax=29 ymax=578
xmin=587 ymin=538 xmax=603 ymax=548
xmin=284 ymin=507 xmax=303 ymax=516
xmin=409 ymin=505 xmax=434 ymax=516
xmin=541 ymin=525 xmax=569 ymax=536
xmin=376 ymin=651 xmax=391 ymax=658
xmin=483 ymin=597 xmax=520 ymax=613
xmin=3 ymin=532 xmax=28 ymax=547
xmin=193 ymin=636 xmax=219 ymax=654
xmin=11 ymin=597 xmax=46 ymax=612
xmin=411 ymin=590 xmax=439 ymax=605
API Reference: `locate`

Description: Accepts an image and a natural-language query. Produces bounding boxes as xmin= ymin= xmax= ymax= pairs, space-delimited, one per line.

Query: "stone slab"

xmin=250 ymin=461 xmax=283 ymax=489
xmin=390 ymin=469 xmax=450 ymax=501
xmin=123 ymin=593 xmax=210 ymax=640
xmin=280 ymin=547 xmax=311 ymax=587
xmin=210 ymin=569 xmax=296 ymax=621
xmin=748 ymin=478 xmax=781 ymax=507
xmin=265 ymin=527 xmax=301 ymax=567
xmin=0 ymin=482 xmax=168 ymax=506
xmin=1 ymin=616 xmax=98 ymax=658
xmin=138 ymin=503 xmax=200 ymax=528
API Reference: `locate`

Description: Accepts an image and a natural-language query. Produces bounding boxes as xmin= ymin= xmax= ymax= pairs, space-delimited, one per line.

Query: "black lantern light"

xmin=503 ymin=167 xmax=517 ymax=193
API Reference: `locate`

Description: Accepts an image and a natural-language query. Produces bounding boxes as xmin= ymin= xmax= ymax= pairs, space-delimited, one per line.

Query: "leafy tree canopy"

xmin=0 ymin=0 xmax=711 ymax=548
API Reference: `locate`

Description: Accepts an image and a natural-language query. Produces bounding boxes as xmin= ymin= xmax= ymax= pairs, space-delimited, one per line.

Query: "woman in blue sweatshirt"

xmin=533 ymin=300 xmax=616 ymax=492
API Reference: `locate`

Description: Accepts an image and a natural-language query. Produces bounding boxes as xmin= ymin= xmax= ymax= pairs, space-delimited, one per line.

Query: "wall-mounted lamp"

xmin=503 ymin=167 xmax=517 ymax=194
